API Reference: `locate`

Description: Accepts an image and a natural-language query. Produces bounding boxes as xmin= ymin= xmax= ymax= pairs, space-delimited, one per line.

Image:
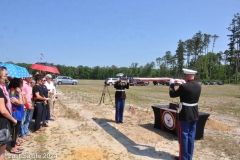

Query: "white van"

xmin=55 ymin=76 xmax=78 ymax=85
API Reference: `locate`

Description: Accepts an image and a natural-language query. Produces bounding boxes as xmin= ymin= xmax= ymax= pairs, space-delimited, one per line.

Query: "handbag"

xmin=0 ymin=120 xmax=12 ymax=146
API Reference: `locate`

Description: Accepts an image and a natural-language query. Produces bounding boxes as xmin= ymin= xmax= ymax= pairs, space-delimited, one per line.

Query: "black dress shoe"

xmin=173 ymin=156 xmax=179 ymax=160
xmin=116 ymin=121 xmax=120 ymax=124
xmin=119 ymin=121 xmax=123 ymax=123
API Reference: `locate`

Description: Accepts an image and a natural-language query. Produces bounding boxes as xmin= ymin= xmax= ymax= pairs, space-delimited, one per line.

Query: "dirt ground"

xmin=5 ymin=86 xmax=240 ymax=160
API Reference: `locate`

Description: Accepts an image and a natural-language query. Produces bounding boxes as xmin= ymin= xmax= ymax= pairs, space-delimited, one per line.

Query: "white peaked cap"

xmin=116 ymin=73 xmax=124 ymax=77
xmin=182 ymin=68 xmax=197 ymax=75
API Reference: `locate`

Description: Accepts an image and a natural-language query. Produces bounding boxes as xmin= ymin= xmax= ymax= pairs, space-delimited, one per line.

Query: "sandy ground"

xmin=5 ymin=90 xmax=240 ymax=160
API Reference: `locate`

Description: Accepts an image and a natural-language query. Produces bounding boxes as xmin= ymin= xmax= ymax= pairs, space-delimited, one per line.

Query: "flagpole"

xmin=40 ymin=53 xmax=44 ymax=74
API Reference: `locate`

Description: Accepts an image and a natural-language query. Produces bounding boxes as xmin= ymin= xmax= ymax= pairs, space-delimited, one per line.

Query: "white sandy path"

xmin=55 ymin=91 xmax=179 ymax=160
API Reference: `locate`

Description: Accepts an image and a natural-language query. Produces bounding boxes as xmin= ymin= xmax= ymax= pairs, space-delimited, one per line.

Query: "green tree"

xmin=185 ymin=39 xmax=193 ymax=68
xmin=203 ymin=34 xmax=212 ymax=55
xmin=175 ymin=40 xmax=185 ymax=77
xmin=156 ymin=57 xmax=162 ymax=76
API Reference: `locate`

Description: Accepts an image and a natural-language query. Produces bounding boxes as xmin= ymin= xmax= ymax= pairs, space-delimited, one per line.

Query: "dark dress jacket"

xmin=114 ymin=81 xmax=129 ymax=99
xmin=169 ymin=80 xmax=201 ymax=121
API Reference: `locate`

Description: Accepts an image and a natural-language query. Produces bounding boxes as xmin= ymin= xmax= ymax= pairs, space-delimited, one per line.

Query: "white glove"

xmin=181 ymin=80 xmax=186 ymax=84
xmin=169 ymin=79 xmax=175 ymax=84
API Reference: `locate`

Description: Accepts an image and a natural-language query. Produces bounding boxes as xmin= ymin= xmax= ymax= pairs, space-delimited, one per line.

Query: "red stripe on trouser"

xmin=115 ymin=98 xmax=116 ymax=121
xmin=179 ymin=121 xmax=182 ymax=160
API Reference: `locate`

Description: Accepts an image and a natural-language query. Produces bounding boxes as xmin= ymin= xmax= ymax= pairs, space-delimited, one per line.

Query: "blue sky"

xmin=0 ymin=0 xmax=239 ymax=68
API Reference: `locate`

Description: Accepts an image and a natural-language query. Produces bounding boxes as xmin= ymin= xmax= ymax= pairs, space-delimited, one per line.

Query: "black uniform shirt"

xmin=169 ymin=80 xmax=201 ymax=121
xmin=114 ymin=81 xmax=129 ymax=98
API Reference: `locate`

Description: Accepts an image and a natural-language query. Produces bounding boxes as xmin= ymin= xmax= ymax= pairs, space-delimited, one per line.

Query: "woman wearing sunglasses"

xmin=32 ymin=76 xmax=50 ymax=134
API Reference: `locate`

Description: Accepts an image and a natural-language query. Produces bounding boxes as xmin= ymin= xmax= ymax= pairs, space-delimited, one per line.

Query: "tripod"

xmin=99 ymin=85 xmax=114 ymax=105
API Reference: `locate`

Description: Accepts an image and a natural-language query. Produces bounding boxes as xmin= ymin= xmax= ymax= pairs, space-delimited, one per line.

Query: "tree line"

xmin=2 ymin=13 xmax=240 ymax=84
xmin=155 ymin=13 xmax=240 ymax=84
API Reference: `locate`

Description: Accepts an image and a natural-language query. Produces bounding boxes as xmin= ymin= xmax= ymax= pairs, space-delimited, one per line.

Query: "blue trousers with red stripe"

xmin=179 ymin=120 xmax=198 ymax=160
xmin=115 ymin=98 xmax=125 ymax=122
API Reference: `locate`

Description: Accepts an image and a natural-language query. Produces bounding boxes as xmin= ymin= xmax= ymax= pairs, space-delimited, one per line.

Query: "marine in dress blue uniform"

xmin=114 ymin=74 xmax=129 ymax=123
xmin=169 ymin=68 xmax=201 ymax=160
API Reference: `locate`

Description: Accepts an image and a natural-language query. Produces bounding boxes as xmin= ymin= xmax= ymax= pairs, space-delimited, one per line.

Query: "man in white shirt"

xmin=45 ymin=74 xmax=56 ymax=120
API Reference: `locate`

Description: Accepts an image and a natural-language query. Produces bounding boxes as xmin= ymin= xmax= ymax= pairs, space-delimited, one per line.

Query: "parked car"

xmin=209 ymin=81 xmax=217 ymax=85
xmin=198 ymin=81 xmax=203 ymax=85
xmin=204 ymin=81 xmax=210 ymax=85
xmin=130 ymin=79 xmax=148 ymax=86
xmin=104 ymin=78 xmax=119 ymax=86
xmin=55 ymin=76 xmax=78 ymax=85
xmin=153 ymin=80 xmax=167 ymax=85
xmin=217 ymin=81 xmax=224 ymax=85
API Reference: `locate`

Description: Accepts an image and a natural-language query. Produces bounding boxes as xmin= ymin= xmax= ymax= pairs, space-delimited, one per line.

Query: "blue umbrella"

xmin=0 ymin=63 xmax=30 ymax=78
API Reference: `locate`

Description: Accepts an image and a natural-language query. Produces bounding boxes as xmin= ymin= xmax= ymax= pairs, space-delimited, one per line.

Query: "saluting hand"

xmin=169 ymin=79 xmax=175 ymax=84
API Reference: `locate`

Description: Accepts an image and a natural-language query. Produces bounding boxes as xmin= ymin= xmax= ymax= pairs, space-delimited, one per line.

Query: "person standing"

xmin=8 ymin=79 xmax=24 ymax=154
xmin=44 ymin=74 xmax=55 ymax=121
xmin=32 ymin=76 xmax=50 ymax=133
xmin=20 ymin=75 xmax=34 ymax=140
xmin=114 ymin=76 xmax=129 ymax=123
xmin=0 ymin=67 xmax=17 ymax=159
xmin=169 ymin=68 xmax=201 ymax=160
xmin=41 ymin=77 xmax=50 ymax=126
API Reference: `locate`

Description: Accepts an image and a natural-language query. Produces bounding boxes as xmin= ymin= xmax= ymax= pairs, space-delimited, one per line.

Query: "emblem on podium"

xmin=162 ymin=111 xmax=175 ymax=130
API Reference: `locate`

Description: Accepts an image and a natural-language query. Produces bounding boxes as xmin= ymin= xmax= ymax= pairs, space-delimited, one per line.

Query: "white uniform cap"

xmin=182 ymin=68 xmax=197 ymax=75
xmin=116 ymin=73 xmax=124 ymax=77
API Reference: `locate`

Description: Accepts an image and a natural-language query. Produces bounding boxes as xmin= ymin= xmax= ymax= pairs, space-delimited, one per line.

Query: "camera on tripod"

xmin=118 ymin=78 xmax=129 ymax=85
xmin=116 ymin=73 xmax=129 ymax=85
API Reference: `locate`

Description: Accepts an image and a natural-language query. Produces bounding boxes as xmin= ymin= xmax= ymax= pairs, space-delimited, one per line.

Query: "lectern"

xmin=152 ymin=105 xmax=210 ymax=140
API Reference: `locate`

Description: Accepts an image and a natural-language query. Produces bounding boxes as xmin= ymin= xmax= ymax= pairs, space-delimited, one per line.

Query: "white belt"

xmin=177 ymin=102 xmax=197 ymax=113
xmin=116 ymin=90 xmax=125 ymax=91
xmin=182 ymin=102 xmax=198 ymax=106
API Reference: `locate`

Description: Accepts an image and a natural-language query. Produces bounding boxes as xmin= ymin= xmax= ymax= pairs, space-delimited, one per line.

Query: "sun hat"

xmin=46 ymin=74 xmax=52 ymax=78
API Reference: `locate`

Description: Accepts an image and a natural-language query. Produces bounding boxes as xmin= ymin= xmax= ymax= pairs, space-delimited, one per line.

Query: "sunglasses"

xmin=42 ymin=80 xmax=46 ymax=82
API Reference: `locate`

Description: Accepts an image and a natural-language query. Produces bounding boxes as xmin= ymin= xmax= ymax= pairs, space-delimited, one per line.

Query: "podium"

xmin=152 ymin=105 xmax=210 ymax=140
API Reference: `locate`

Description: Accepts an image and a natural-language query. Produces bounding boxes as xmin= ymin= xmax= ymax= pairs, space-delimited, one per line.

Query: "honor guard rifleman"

xmin=169 ymin=68 xmax=201 ymax=160
xmin=114 ymin=73 xmax=129 ymax=123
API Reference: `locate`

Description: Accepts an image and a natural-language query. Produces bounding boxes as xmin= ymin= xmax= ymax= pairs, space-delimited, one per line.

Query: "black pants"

xmin=42 ymin=103 xmax=50 ymax=121
xmin=34 ymin=103 xmax=43 ymax=131
xmin=11 ymin=121 xmax=21 ymax=147
xmin=46 ymin=103 xmax=50 ymax=120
